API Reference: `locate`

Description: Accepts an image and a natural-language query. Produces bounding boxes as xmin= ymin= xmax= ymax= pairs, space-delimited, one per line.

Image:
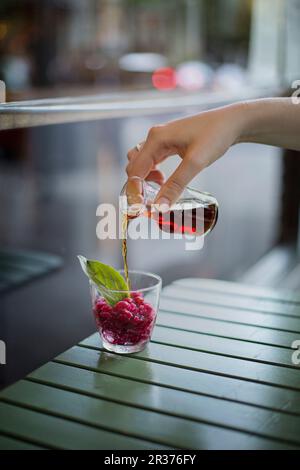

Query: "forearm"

xmin=126 ymin=96 xmax=300 ymax=205
xmin=237 ymin=98 xmax=300 ymax=151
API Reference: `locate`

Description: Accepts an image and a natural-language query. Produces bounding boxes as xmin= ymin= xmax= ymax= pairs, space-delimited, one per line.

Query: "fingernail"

xmin=156 ymin=197 xmax=170 ymax=213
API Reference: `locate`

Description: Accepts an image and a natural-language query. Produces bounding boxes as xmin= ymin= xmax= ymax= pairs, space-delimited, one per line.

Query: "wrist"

xmin=233 ymin=98 xmax=285 ymax=145
xmin=230 ymin=101 xmax=256 ymax=144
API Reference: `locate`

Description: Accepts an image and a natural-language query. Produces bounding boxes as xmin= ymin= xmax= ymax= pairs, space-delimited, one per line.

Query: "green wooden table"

xmin=1 ymin=278 xmax=300 ymax=450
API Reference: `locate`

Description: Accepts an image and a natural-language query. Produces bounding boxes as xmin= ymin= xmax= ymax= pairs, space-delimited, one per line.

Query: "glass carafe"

xmin=120 ymin=176 xmax=218 ymax=237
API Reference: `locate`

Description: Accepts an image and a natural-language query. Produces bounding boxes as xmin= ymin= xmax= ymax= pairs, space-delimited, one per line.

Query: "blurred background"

xmin=0 ymin=0 xmax=300 ymax=386
xmin=0 ymin=0 xmax=253 ymax=98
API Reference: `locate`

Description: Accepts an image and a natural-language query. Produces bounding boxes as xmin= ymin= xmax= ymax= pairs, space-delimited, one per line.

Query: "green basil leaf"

xmin=78 ymin=255 xmax=129 ymax=306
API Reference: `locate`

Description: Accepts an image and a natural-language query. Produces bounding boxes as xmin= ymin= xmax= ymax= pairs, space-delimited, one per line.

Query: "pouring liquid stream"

xmin=121 ymin=214 xmax=131 ymax=291
xmin=121 ymin=198 xmax=218 ymax=290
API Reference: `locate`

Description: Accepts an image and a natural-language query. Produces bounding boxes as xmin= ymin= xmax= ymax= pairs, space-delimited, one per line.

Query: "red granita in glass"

xmin=93 ymin=291 xmax=156 ymax=347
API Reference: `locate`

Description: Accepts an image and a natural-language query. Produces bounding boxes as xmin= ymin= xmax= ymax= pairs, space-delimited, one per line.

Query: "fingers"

xmin=126 ymin=177 xmax=144 ymax=206
xmin=126 ymin=124 xmax=205 ymax=207
xmin=127 ymin=148 xmax=165 ymax=184
xmin=126 ymin=126 xmax=166 ymax=179
xmin=155 ymin=153 xmax=203 ymax=206
xmin=127 ymin=141 xmax=145 ymax=163
xmin=145 ymin=169 xmax=165 ymax=185
xmin=127 ymin=146 xmax=165 ymax=185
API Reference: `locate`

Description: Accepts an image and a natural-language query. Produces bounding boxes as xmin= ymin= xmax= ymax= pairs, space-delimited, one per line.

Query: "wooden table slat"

xmin=76 ymin=340 xmax=300 ymax=390
xmin=157 ymin=312 xmax=297 ymax=348
xmin=159 ymin=298 xmax=300 ymax=333
xmin=29 ymin=359 xmax=300 ymax=418
xmin=0 ymin=434 xmax=45 ymax=450
xmin=152 ymin=326 xmax=294 ymax=368
xmin=0 ymin=380 xmax=238 ymax=450
xmin=54 ymin=344 xmax=300 ymax=412
xmin=174 ymin=278 xmax=300 ymax=304
xmin=0 ymin=402 xmax=169 ymax=450
xmin=22 ymin=360 xmax=300 ymax=445
xmin=164 ymin=285 xmax=300 ymax=317
xmin=1 ymin=277 xmax=299 ymax=450
xmin=1 ymin=379 xmax=300 ymax=449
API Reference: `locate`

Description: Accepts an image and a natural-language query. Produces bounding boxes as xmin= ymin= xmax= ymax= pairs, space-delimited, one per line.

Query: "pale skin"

xmin=126 ymin=98 xmax=300 ymax=207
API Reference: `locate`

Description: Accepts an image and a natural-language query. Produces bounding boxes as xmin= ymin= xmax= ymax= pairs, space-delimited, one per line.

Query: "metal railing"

xmin=0 ymin=86 xmax=280 ymax=131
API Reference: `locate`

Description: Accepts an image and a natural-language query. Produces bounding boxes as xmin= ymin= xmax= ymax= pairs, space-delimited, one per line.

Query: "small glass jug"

xmin=120 ymin=176 xmax=218 ymax=237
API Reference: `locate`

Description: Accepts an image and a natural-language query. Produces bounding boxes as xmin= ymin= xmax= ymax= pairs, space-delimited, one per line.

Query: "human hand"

xmin=126 ymin=102 xmax=245 ymax=206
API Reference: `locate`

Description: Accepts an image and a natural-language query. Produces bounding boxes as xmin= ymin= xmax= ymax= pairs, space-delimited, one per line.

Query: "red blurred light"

xmin=152 ymin=67 xmax=176 ymax=90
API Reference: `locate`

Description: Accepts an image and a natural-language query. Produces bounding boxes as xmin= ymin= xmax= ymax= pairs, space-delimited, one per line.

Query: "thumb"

xmin=126 ymin=126 xmax=165 ymax=179
xmin=155 ymin=157 xmax=200 ymax=207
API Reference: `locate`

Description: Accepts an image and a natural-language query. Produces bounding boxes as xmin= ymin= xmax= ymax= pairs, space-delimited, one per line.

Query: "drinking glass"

xmin=90 ymin=270 xmax=161 ymax=354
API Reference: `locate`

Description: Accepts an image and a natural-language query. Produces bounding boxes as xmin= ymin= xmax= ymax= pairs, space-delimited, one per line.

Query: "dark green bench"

xmin=0 ymin=249 xmax=62 ymax=293
xmin=0 ymin=278 xmax=300 ymax=449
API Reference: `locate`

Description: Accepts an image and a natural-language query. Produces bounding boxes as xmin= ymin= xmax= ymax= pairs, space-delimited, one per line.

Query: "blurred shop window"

xmin=249 ymin=0 xmax=300 ymax=86
xmin=285 ymin=0 xmax=300 ymax=83
xmin=248 ymin=0 xmax=285 ymax=86
xmin=0 ymin=0 xmax=251 ymax=100
xmin=0 ymin=0 xmax=297 ymax=101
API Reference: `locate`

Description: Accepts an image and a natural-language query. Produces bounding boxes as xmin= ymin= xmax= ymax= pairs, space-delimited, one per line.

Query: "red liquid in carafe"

xmin=122 ymin=198 xmax=218 ymax=288
xmin=151 ymin=199 xmax=218 ymax=236
xmin=127 ymin=198 xmax=218 ymax=236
